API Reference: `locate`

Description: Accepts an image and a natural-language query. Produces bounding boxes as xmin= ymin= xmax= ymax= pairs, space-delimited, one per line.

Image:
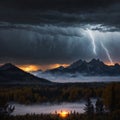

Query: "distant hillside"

xmin=45 ymin=59 xmax=120 ymax=76
xmin=0 ymin=63 xmax=51 ymax=85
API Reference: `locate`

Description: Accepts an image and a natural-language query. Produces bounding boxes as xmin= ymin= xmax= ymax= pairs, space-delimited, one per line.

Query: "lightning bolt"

xmin=87 ymin=28 xmax=97 ymax=55
xmin=86 ymin=28 xmax=113 ymax=65
xmin=100 ymin=41 xmax=113 ymax=65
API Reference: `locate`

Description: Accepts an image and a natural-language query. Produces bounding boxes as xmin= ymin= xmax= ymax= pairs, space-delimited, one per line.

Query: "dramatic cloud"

xmin=0 ymin=23 xmax=120 ymax=66
xmin=0 ymin=0 xmax=120 ymax=10
xmin=0 ymin=0 xmax=120 ymax=69
xmin=0 ymin=24 xmax=91 ymax=64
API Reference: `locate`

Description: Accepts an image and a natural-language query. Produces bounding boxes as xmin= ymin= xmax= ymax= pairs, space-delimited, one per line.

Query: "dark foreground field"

xmin=0 ymin=82 xmax=120 ymax=120
xmin=1 ymin=112 xmax=120 ymax=120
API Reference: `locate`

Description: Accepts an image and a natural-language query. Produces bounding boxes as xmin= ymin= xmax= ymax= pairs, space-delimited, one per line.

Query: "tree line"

xmin=0 ymin=83 xmax=120 ymax=117
xmin=0 ymin=85 xmax=102 ymax=104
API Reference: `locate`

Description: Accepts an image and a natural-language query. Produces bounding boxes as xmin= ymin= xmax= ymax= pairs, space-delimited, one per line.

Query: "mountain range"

xmin=1 ymin=59 xmax=120 ymax=85
xmin=0 ymin=63 xmax=51 ymax=85
xmin=45 ymin=59 xmax=120 ymax=76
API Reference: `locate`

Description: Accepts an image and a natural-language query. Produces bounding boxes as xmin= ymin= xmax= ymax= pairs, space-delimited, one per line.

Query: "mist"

xmin=32 ymin=71 xmax=120 ymax=83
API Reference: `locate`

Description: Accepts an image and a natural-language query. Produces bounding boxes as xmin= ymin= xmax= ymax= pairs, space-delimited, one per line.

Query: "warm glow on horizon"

xmin=50 ymin=64 xmax=69 ymax=69
xmin=18 ymin=64 xmax=69 ymax=72
xmin=58 ymin=110 xmax=69 ymax=118
xmin=16 ymin=61 xmax=120 ymax=72
xmin=19 ymin=65 xmax=40 ymax=72
xmin=105 ymin=62 xmax=115 ymax=66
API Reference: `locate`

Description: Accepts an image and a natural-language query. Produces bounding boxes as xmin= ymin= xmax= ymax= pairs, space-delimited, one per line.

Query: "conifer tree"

xmin=95 ymin=98 xmax=104 ymax=114
xmin=84 ymin=97 xmax=94 ymax=115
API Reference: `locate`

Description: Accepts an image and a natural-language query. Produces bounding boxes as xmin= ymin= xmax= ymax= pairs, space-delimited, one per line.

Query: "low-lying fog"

xmin=32 ymin=71 xmax=120 ymax=83
xmin=12 ymin=99 xmax=96 ymax=115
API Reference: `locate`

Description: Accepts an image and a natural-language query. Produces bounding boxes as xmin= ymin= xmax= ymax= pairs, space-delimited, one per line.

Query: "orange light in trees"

xmin=59 ymin=111 xmax=69 ymax=118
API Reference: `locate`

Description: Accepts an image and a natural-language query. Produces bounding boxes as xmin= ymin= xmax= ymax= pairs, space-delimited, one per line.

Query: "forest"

xmin=0 ymin=82 xmax=120 ymax=120
xmin=0 ymin=83 xmax=104 ymax=104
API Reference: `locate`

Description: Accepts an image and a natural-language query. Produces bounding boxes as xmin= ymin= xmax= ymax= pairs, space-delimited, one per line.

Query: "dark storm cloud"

xmin=0 ymin=24 xmax=93 ymax=65
xmin=0 ymin=0 xmax=120 ymax=66
xmin=0 ymin=23 xmax=84 ymax=37
xmin=0 ymin=2 xmax=120 ymax=30
xmin=0 ymin=23 xmax=120 ymax=65
xmin=0 ymin=0 xmax=119 ymax=10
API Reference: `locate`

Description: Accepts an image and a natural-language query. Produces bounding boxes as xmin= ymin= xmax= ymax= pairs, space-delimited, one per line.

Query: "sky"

xmin=0 ymin=0 xmax=120 ymax=71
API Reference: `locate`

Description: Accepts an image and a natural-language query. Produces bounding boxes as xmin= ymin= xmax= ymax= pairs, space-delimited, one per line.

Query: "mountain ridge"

xmin=0 ymin=63 xmax=52 ymax=85
xmin=45 ymin=59 xmax=120 ymax=76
